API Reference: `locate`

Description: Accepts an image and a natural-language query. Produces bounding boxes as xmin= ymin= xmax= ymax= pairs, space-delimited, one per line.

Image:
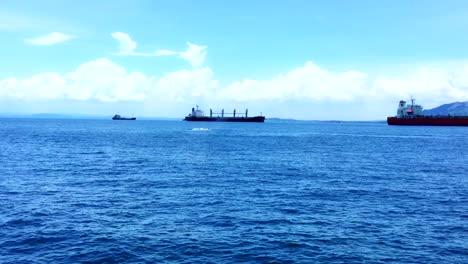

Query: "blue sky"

xmin=1 ymin=0 xmax=468 ymax=120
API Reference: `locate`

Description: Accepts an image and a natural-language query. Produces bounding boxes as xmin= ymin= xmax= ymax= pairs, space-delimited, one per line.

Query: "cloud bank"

xmin=1 ymin=58 xmax=468 ymax=107
xmin=26 ymin=32 xmax=74 ymax=45
xmin=0 ymin=59 xmax=148 ymax=102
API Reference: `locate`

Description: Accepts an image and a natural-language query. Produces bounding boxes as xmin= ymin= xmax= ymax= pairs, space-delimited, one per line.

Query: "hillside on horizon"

xmin=422 ymin=101 xmax=468 ymax=116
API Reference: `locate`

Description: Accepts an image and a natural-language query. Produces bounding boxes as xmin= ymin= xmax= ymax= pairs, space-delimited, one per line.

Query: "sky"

xmin=1 ymin=0 xmax=468 ymax=120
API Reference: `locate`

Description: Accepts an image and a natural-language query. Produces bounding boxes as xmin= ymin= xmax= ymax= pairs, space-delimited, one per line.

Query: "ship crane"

xmin=209 ymin=109 xmax=250 ymax=118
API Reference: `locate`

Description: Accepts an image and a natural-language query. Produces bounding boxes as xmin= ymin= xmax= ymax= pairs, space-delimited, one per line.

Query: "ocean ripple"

xmin=0 ymin=119 xmax=467 ymax=263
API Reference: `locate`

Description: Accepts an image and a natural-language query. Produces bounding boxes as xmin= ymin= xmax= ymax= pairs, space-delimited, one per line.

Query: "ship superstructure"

xmin=395 ymin=98 xmax=423 ymax=117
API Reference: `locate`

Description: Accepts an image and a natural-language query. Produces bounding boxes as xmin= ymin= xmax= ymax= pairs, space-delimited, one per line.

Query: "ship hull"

xmin=112 ymin=117 xmax=136 ymax=120
xmin=387 ymin=116 xmax=468 ymax=126
xmin=184 ymin=116 xmax=265 ymax=122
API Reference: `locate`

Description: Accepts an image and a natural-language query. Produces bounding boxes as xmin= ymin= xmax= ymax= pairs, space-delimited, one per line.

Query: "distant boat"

xmin=184 ymin=106 xmax=265 ymax=122
xmin=112 ymin=114 xmax=136 ymax=120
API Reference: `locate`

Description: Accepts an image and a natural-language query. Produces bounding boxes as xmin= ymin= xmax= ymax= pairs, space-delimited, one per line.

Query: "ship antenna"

xmin=411 ymin=96 xmax=415 ymax=109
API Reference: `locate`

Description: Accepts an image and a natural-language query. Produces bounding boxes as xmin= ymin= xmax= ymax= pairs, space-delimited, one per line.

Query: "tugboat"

xmin=184 ymin=106 xmax=265 ymax=122
xmin=112 ymin=114 xmax=136 ymax=120
xmin=387 ymin=98 xmax=468 ymax=126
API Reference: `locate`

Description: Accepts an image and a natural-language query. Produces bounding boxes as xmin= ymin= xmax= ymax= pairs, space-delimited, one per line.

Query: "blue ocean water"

xmin=0 ymin=118 xmax=467 ymax=264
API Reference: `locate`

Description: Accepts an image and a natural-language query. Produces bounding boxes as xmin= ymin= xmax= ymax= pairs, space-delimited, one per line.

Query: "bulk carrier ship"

xmin=387 ymin=98 xmax=468 ymax=126
xmin=184 ymin=106 xmax=265 ymax=122
xmin=112 ymin=114 xmax=136 ymax=120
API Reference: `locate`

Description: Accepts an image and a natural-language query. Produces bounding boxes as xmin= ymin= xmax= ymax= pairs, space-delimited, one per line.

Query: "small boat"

xmin=112 ymin=114 xmax=136 ymax=120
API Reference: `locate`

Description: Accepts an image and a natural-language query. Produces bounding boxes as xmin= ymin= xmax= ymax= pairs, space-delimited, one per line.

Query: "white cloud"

xmin=153 ymin=67 xmax=218 ymax=100
xmin=111 ymin=32 xmax=137 ymax=55
xmin=111 ymin=32 xmax=174 ymax=57
xmin=110 ymin=32 xmax=207 ymax=67
xmin=0 ymin=58 xmax=216 ymax=104
xmin=178 ymin=42 xmax=207 ymax=68
xmin=26 ymin=32 xmax=74 ymax=45
xmin=371 ymin=65 xmax=468 ymax=104
xmin=65 ymin=58 xmax=149 ymax=102
xmin=155 ymin=49 xmax=178 ymax=56
xmin=0 ymin=58 xmax=150 ymax=102
xmin=218 ymin=62 xmax=368 ymax=101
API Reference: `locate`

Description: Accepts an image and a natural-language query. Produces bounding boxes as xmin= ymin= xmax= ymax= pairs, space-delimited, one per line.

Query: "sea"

xmin=0 ymin=118 xmax=467 ymax=264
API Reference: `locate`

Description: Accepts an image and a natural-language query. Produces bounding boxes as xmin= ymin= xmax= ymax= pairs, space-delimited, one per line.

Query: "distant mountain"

xmin=422 ymin=101 xmax=468 ymax=116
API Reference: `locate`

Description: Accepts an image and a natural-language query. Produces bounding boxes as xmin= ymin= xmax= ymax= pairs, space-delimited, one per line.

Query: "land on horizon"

xmin=1 ymin=101 xmax=466 ymax=122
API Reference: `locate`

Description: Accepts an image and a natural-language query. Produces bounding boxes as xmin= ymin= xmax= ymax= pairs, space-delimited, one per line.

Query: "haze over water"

xmin=1 ymin=118 xmax=467 ymax=263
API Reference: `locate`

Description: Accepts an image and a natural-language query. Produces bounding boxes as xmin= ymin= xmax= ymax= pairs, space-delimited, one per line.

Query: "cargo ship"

xmin=184 ymin=106 xmax=265 ymax=122
xmin=112 ymin=114 xmax=136 ymax=120
xmin=387 ymin=98 xmax=468 ymax=126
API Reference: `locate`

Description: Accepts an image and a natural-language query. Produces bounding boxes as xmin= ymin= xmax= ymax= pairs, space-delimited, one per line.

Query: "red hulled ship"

xmin=387 ymin=98 xmax=468 ymax=126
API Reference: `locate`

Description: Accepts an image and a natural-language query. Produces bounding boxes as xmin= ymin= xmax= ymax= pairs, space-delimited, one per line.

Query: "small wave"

xmin=191 ymin=128 xmax=210 ymax=131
